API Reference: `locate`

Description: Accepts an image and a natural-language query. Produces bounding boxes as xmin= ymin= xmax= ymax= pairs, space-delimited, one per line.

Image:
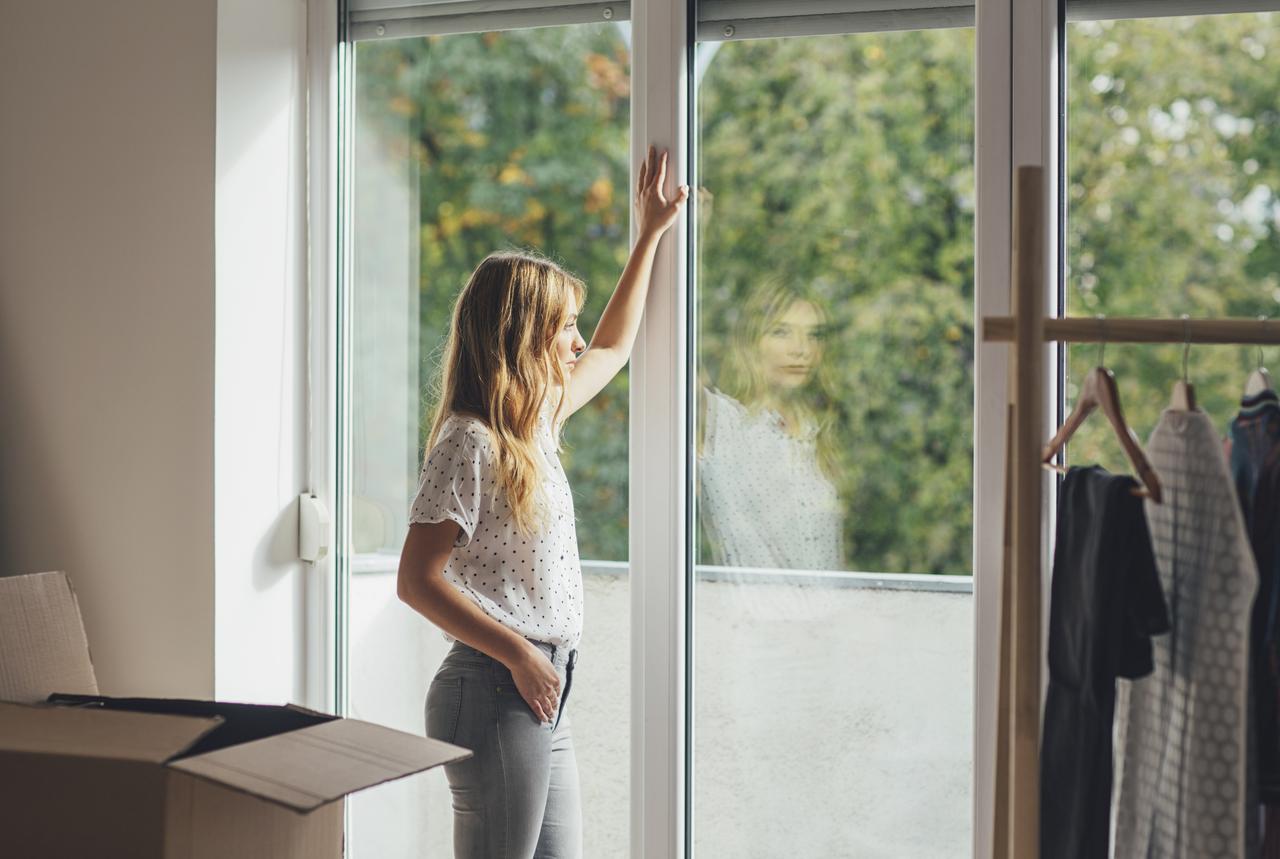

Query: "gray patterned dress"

xmin=1112 ymin=409 xmax=1258 ymax=859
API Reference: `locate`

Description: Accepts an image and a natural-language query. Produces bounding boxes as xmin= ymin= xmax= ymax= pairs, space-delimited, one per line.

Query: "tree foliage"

xmin=357 ymin=25 xmax=632 ymax=561
xmin=696 ymin=31 xmax=975 ymax=573
xmin=1065 ymin=13 xmax=1280 ymax=470
xmin=353 ymin=11 xmax=1280 ymax=573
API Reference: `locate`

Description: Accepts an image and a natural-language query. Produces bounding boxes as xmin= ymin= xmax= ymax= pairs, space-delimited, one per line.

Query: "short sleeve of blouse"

xmin=701 ymin=388 xmax=748 ymax=460
xmin=407 ymin=421 xmax=490 ymax=548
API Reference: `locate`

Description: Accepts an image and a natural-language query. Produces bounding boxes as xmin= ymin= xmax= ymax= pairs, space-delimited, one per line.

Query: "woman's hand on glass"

xmin=636 ymin=145 xmax=689 ymax=239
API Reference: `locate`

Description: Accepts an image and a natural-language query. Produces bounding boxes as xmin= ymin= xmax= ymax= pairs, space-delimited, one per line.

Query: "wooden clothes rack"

xmin=984 ymin=165 xmax=1280 ymax=859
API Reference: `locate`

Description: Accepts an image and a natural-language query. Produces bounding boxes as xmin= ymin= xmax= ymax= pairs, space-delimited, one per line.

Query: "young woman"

xmin=396 ymin=145 xmax=686 ymax=859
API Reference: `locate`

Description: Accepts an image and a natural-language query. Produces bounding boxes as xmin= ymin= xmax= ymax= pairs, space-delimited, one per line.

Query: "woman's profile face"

xmin=554 ymin=297 xmax=586 ymax=375
xmin=758 ymin=300 xmax=823 ymax=389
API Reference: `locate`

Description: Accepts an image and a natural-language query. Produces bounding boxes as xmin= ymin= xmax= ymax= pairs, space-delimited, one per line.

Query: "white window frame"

xmin=304 ymin=0 xmax=344 ymax=719
xmin=630 ymin=1 xmax=689 ymax=854
xmin=974 ymin=0 xmax=1063 ymax=854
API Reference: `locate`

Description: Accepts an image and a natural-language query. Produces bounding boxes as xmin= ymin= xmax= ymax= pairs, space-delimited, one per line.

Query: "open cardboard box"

xmin=0 ymin=571 xmax=470 ymax=858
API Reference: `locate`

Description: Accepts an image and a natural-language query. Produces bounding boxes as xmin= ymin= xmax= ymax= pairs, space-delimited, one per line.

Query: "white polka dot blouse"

xmin=407 ymin=404 xmax=584 ymax=650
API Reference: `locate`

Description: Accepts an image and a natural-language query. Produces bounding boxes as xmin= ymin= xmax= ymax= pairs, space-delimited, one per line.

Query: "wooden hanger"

xmin=1041 ymin=365 xmax=1163 ymax=503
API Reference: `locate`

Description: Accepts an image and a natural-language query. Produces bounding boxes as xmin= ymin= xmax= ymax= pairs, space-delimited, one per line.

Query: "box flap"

xmin=48 ymin=694 xmax=335 ymax=759
xmin=0 ymin=571 xmax=98 ymax=703
xmin=171 ymin=717 xmax=472 ymax=812
xmin=0 ymin=701 xmax=221 ymax=763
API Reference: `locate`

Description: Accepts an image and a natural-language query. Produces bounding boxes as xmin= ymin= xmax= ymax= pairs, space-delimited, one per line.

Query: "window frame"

xmin=320 ymin=0 xmax=1018 ymax=856
xmin=998 ymin=0 xmax=1280 ymax=854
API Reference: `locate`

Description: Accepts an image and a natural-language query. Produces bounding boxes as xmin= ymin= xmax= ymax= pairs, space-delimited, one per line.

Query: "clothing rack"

xmin=983 ymin=165 xmax=1280 ymax=859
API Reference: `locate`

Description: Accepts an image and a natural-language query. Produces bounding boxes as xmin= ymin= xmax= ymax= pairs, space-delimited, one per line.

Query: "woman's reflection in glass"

xmin=699 ymin=278 xmax=846 ymax=575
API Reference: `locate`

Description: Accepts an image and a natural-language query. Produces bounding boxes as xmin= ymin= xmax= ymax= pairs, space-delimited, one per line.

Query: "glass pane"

xmin=1065 ymin=11 xmax=1280 ymax=468
xmin=346 ymin=24 xmax=631 ymax=857
xmin=693 ymin=27 xmax=975 ymax=857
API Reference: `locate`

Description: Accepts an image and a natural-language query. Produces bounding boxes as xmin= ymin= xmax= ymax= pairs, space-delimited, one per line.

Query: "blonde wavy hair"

xmin=427 ymin=251 xmax=585 ymax=534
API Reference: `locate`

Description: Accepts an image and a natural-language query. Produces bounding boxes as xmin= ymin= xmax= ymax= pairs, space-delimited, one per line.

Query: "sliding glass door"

xmin=691 ymin=20 xmax=976 ymax=857
xmin=993 ymin=0 xmax=1280 ymax=853
xmin=330 ymin=1 xmax=1018 ymax=856
xmin=342 ymin=16 xmax=632 ymax=856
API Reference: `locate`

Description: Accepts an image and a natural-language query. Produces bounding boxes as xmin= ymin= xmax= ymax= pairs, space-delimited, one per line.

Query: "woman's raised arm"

xmin=564 ymin=146 xmax=688 ymax=416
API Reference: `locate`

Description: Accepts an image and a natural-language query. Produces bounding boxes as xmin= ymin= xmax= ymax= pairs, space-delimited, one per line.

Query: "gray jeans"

xmin=425 ymin=639 xmax=581 ymax=859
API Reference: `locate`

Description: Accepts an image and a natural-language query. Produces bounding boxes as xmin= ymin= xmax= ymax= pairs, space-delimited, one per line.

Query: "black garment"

xmin=1041 ymin=466 xmax=1169 ymax=859
xmin=1230 ymin=390 xmax=1280 ymax=804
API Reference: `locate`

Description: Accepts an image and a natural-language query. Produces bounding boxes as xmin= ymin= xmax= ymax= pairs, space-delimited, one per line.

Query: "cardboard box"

xmin=0 ymin=571 xmax=471 ymax=858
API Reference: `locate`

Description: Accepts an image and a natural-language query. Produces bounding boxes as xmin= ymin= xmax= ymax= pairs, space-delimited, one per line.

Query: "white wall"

xmin=0 ymin=0 xmax=218 ymax=698
xmin=214 ymin=0 xmax=311 ymax=706
xmin=0 ymin=0 xmax=314 ymax=706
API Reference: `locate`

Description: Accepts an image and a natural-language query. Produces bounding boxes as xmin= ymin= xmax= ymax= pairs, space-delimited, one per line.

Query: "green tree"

xmin=353 ymin=11 xmax=1280 ymax=574
xmin=356 ymin=25 xmax=633 ymax=561
xmin=697 ymin=31 xmax=976 ymax=574
xmin=1065 ymin=12 xmax=1280 ymax=470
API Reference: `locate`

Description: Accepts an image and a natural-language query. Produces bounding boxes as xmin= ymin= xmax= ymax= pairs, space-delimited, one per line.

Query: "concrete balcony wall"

xmin=693 ymin=576 xmax=972 ymax=857
xmin=347 ymin=561 xmax=971 ymax=858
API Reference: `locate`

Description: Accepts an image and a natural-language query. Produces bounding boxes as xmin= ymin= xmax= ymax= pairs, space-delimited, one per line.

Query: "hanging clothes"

xmin=1229 ymin=390 xmax=1280 ymax=803
xmin=1229 ymin=390 xmax=1280 ymax=859
xmin=1113 ymin=409 xmax=1259 ymax=859
xmin=1040 ymin=466 xmax=1169 ymax=859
